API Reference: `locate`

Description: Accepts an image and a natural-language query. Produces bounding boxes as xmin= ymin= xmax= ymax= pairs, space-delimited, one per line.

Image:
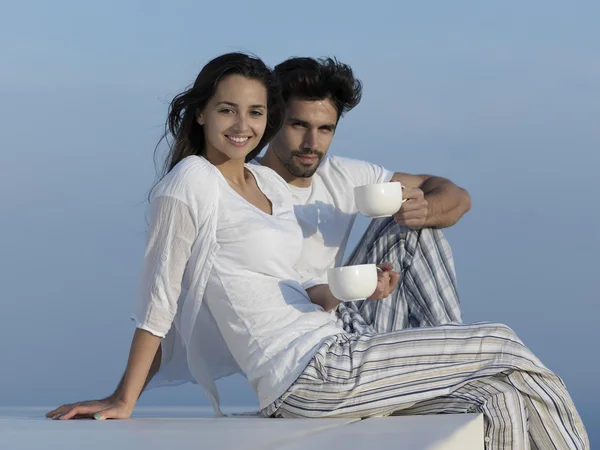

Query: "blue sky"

xmin=1 ymin=0 xmax=598 ymax=441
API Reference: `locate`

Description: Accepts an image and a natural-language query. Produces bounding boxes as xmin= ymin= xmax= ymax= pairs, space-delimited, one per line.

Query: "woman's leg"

xmin=269 ymin=323 xmax=588 ymax=449
xmin=393 ymin=376 xmax=530 ymax=449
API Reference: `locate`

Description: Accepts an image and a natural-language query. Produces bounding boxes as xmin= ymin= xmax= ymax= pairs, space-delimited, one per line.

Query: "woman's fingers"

xmin=46 ymin=403 xmax=74 ymax=418
xmin=377 ymin=262 xmax=394 ymax=272
xmin=58 ymin=404 xmax=104 ymax=420
xmin=389 ymin=271 xmax=400 ymax=291
xmin=373 ymin=268 xmax=400 ymax=299
xmin=47 ymin=399 xmax=112 ymax=420
xmin=92 ymin=406 xmax=131 ymax=420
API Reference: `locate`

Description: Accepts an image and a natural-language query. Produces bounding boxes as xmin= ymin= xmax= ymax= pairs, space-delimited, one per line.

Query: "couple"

xmin=47 ymin=53 xmax=589 ymax=449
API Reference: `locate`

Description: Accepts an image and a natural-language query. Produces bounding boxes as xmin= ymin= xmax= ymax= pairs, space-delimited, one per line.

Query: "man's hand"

xmin=393 ymin=186 xmax=428 ymax=229
xmin=368 ymin=262 xmax=400 ymax=300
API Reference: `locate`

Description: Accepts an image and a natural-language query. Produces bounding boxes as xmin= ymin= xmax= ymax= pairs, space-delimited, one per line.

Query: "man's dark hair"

xmin=274 ymin=57 xmax=362 ymax=120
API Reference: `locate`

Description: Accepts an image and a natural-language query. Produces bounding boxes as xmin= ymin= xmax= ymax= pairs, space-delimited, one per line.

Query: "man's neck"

xmin=260 ymin=148 xmax=313 ymax=188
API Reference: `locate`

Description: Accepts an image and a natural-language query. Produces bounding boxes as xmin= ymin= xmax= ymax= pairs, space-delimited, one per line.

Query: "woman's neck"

xmin=205 ymin=149 xmax=248 ymax=186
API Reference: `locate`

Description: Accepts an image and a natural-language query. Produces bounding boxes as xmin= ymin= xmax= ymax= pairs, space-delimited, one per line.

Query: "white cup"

xmin=354 ymin=182 xmax=405 ymax=218
xmin=327 ymin=264 xmax=378 ymax=302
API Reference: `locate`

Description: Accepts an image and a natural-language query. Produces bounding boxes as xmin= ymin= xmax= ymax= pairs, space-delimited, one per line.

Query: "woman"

xmin=47 ymin=52 xmax=589 ymax=450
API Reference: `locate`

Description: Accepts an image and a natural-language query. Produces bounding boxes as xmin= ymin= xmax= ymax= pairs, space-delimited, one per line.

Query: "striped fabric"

xmin=264 ymin=324 xmax=589 ymax=449
xmin=338 ymin=219 xmax=462 ymax=335
xmin=263 ymin=220 xmax=589 ymax=448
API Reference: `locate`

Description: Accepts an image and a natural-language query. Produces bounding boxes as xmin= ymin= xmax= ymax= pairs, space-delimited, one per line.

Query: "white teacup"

xmin=327 ymin=264 xmax=378 ymax=302
xmin=354 ymin=182 xmax=405 ymax=218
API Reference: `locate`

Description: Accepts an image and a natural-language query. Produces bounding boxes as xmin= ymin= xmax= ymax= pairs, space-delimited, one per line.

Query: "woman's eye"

xmin=250 ymin=110 xmax=264 ymax=116
xmin=219 ymin=108 xmax=233 ymax=114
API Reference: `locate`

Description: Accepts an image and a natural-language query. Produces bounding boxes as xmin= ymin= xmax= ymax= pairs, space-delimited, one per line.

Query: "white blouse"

xmin=131 ymin=156 xmax=343 ymax=415
xmin=205 ymin=165 xmax=343 ymax=409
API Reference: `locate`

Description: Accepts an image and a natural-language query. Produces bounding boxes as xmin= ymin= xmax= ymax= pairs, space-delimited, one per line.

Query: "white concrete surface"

xmin=0 ymin=407 xmax=484 ymax=450
xmin=274 ymin=413 xmax=484 ymax=450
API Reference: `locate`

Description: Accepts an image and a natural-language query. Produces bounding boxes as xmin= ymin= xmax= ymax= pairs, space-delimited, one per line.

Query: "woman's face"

xmin=198 ymin=74 xmax=268 ymax=163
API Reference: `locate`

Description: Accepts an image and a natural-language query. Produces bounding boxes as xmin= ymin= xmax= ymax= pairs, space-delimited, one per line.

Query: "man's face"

xmin=269 ymin=97 xmax=338 ymax=178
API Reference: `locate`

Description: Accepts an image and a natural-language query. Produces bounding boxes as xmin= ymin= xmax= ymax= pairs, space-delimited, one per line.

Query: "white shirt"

xmin=286 ymin=155 xmax=393 ymax=281
xmin=205 ymin=166 xmax=343 ymax=409
xmin=131 ymin=156 xmax=343 ymax=415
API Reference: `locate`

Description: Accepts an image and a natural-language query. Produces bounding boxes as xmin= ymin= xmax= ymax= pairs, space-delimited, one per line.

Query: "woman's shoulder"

xmin=247 ymin=162 xmax=290 ymax=191
xmin=152 ymin=156 xmax=220 ymax=207
xmin=157 ymin=155 xmax=218 ymax=188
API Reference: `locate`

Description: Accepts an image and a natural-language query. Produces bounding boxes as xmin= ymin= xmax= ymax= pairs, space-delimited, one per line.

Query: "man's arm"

xmin=390 ymin=172 xmax=471 ymax=229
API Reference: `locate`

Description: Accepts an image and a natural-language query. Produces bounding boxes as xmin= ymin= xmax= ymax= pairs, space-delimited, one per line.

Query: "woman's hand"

xmin=45 ymin=328 xmax=161 ymax=421
xmin=368 ymin=262 xmax=400 ymax=300
xmin=46 ymin=398 xmax=134 ymax=420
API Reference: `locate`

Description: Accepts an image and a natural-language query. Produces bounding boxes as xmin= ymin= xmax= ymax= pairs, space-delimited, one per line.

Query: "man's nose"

xmin=302 ymin=131 xmax=319 ymax=151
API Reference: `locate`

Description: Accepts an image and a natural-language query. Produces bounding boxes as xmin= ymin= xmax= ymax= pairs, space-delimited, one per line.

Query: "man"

xmin=259 ymin=56 xmax=472 ymax=334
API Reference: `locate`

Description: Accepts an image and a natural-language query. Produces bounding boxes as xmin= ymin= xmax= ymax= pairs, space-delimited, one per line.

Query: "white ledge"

xmin=0 ymin=407 xmax=484 ymax=450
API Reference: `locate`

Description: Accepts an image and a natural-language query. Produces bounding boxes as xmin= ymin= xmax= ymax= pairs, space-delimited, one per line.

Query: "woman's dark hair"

xmin=274 ymin=57 xmax=362 ymax=120
xmin=157 ymin=52 xmax=284 ymax=176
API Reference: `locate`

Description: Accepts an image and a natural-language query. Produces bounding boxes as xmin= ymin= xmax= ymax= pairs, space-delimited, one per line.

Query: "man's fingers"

xmin=401 ymin=187 xmax=425 ymax=200
xmin=396 ymin=205 xmax=427 ymax=217
xmin=395 ymin=218 xmax=425 ymax=229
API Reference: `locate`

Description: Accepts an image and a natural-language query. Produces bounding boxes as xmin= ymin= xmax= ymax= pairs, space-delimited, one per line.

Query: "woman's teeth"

xmin=227 ymin=136 xmax=249 ymax=143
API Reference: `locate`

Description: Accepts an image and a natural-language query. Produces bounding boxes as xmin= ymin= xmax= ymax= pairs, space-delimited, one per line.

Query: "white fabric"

xmin=131 ymin=156 xmax=237 ymax=416
xmin=131 ymin=155 xmax=341 ymax=415
xmin=204 ymin=167 xmax=343 ymax=409
xmin=285 ymin=155 xmax=393 ymax=281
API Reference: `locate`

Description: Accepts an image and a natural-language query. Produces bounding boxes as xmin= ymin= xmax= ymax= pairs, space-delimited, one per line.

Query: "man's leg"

xmin=337 ymin=217 xmax=461 ymax=334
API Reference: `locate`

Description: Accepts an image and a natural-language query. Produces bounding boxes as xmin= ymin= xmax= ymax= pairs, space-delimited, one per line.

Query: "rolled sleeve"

xmin=132 ymin=196 xmax=197 ymax=337
xmin=299 ymin=273 xmax=327 ymax=291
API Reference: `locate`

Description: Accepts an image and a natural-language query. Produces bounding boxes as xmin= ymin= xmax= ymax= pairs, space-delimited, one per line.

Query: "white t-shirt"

xmin=204 ymin=165 xmax=345 ymax=409
xmin=286 ymin=155 xmax=393 ymax=281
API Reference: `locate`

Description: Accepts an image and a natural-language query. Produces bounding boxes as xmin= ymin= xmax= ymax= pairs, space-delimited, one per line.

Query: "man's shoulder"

xmin=318 ymin=155 xmax=372 ymax=174
xmin=317 ymin=155 xmax=380 ymax=183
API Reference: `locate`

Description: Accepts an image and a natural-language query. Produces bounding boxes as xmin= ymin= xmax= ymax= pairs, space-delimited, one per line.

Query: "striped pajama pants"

xmin=264 ymin=219 xmax=589 ymax=449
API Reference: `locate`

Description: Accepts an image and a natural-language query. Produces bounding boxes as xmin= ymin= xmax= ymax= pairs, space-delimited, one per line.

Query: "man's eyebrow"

xmin=288 ymin=117 xmax=336 ymax=129
xmin=217 ymin=101 xmax=266 ymax=108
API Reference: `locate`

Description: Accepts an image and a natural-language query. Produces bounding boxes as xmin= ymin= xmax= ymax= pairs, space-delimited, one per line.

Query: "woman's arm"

xmin=107 ymin=344 xmax=162 ymax=403
xmin=306 ymin=284 xmax=340 ymax=312
xmin=47 ymin=195 xmax=199 ymax=420
xmin=110 ymin=328 xmax=161 ymax=412
xmin=306 ymin=262 xmax=400 ymax=312
xmin=48 ymin=329 xmax=161 ymax=420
